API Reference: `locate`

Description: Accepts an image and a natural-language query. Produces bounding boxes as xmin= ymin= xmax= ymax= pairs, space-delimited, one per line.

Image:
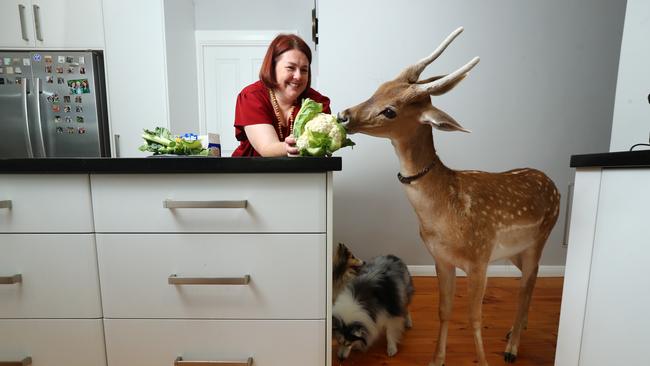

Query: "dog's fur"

xmin=333 ymin=243 xmax=364 ymax=303
xmin=332 ymin=254 xmax=414 ymax=361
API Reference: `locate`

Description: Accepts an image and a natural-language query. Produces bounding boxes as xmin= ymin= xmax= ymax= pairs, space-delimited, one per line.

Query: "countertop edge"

xmin=570 ymin=150 xmax=650 ymax=168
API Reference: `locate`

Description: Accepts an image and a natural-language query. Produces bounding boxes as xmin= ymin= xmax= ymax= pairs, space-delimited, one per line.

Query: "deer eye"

xmin=379 ymin=108 xmax=397 ymax=119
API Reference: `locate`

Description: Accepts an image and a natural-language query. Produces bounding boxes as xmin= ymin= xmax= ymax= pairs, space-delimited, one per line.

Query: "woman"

xmin=231 ymin=34 xmax=331 ymax=157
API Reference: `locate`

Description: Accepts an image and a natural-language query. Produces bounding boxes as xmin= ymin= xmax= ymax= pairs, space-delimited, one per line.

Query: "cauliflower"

xmin=292 ymin=99 xmax=355 ymax=157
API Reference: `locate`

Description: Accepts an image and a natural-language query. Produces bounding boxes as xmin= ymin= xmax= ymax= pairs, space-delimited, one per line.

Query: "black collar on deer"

xmin=397 ymin=161 xmax=436 ymax=184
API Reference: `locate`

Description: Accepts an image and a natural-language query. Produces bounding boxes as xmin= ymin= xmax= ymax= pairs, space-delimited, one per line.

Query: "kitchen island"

xmin=555 ymin=150 xmax=650 ymax=366
xmin=0 ymin=157 xmax=341 ymax=366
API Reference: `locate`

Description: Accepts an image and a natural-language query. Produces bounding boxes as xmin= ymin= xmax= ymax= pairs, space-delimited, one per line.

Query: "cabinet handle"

xmin=168 ymin=274 xmax=250 ymax=285
xmin=32 ymin=5 xmax=43 ymax=42
xmin=113 ymin=134 xmax=120 ymax=157
xmin=0 ymin=200 xmax=12 ymax=209
xmin=0 ymin=275 xmax=22 ymax=285
xmin=0 ymin=357 xmax=32 ymax=366
xmin=562 ymin=182 xmax=574 ymax=246
xmin=163 ymin=200 xmax=247 ymax=209
xmin=18 ymin=5 xmax=29 ymax=41
xmin=174 ymin=356 xmax=253 ymax=366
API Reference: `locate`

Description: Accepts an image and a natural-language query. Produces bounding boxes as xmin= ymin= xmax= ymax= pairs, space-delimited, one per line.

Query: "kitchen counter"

xmin=570 ymin=149 xmax=650 ymax=168
xmin=0 ymin=156 xmax=342 ymax=174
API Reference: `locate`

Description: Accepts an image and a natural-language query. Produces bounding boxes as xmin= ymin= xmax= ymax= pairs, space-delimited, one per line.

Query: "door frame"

xmin=195 ymin=30 xmax=296 ymax=136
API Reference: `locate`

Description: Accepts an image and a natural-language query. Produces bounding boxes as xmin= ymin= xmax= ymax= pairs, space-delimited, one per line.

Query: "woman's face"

xmin=274 ymin=49 xmax=309 ymax=103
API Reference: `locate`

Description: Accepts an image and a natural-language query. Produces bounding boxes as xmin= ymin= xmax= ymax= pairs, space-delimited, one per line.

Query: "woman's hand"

xmin=285 ymin=135 xmax=299 ymax=156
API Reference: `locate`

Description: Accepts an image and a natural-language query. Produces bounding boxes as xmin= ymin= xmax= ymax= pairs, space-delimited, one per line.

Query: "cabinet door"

xmin=31 ymin=0 xmax=104 ymax=49
xmin=0 ymin=0 xmax=35 ymax=48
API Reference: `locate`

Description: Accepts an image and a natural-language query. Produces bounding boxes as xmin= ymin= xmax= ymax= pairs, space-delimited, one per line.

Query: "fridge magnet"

xmin=68 ymin=79 xmax=90 ymax=94
xmin=12 ymin=58 xmax=20 ymax=64
xmin=76 ymin=116 xmax=84 ymax=123
xmin=0 ymin=78 xmax=4 ymax=85
xmin=67 ymin=66 xmax=75 ymax=74
xmin=44 ymin=55 xmax=52 ymax=64
xmin=6 ymin=79 xmax=13 ymax=85
xmin=78 ymin=127 xmax=86 ymax=134
xmin=74 ymin=96 xmax=82 ymax=103
xmin=47 ymin=94 xmax=60 ymax=103
xmin=46 ymin=76 xmax=53 ymax=83
xmin=3 ymin=58 xmax=11 ymax=65
xmin=33 ymin=54 xmax=41 ymax=62
xmin=63 ymin=96 xmax=70 ymax=103
xmin=78 ymin=56 xmax=85 ymax=65
xmin=57 ymin=77 xmax=65 ymax=84
xmin=22 ymin=58 xmax=30 ymax=66
xmin=58 ymin=56 xmax=65 ymax=64
xmin=64 ymin=105 xmax=71 ymax=113
xmin=80 ymin=67 xmax=86 ymax=74
xmin=54 ymin=116 xmax=61 ymax=123
xmin=46 ymin=66 xmax=52 ymax=73
xmin=52 ymin=105 xmax=60 ymax=112
xmin=0 ymin=59 xmax=3 ymax=66
xmin=56 ymin=127 xmax=64 ymax=134
xmin=0 ymin=67 xmax=4 ymax=74
xmin=65 ymin=116 xmax=72 ymax=123
xmin=5 ymin=66 xmax=14 ymax=74
xmin=65 ymin=56 xmax=74 ymax=63
xmin=16 ymin=78 xmax=22 ymax=85
xmin=14 ymin=67 xmax=22 ymax=74
xmin=66 ymin=127 xmax=75 ymax=134
xmin=76 ymin=105 xmax=83 ymax=112
xmin=55 ymin=66 xmax=64 ymax=74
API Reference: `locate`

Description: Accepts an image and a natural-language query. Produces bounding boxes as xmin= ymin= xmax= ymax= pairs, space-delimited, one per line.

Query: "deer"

xmin=338 ymin=27 xmax=560 ymax=366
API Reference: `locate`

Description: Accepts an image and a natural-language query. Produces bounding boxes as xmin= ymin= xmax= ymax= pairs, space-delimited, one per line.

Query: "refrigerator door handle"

xmin=33 ymin=78 xmax=47 ymax=157
xmin=20 ymin=78 xmax=34 ymax=158
xmin=33 ymin=5 xmax=43 ymax=42
xmin=113 ymin=134 xmax=120 ymax=157
xmin=18 ymin=4 xmax=29 ymax=42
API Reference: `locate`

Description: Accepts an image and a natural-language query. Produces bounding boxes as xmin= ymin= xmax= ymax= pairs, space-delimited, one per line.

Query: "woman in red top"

xmin=232 ymin=34 xmax=331 ymax=157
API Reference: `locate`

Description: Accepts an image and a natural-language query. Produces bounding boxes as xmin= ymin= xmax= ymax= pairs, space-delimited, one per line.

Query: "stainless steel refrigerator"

xmin=0 ymin=50 xmax=109 ymax=157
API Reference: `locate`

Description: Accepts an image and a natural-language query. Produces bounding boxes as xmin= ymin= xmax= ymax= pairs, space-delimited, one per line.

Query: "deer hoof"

xmin=504 ymin=352 xmax=517 ymax=363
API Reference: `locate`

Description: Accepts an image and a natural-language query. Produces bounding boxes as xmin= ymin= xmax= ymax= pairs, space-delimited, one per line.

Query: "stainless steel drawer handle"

xmin=163 ymin=200 xmax=247 ymax=209
xmin=174 ymin=356 xmax=253 ymax=366
xmin=0 ymin=274 xmax=22 ymax=285
xmin=168 ymin=274 xmax=250 ymax=285
xmin=0 ymin=356 xmax=32 ymax=366
xmin=0 ymin=200 xmax=12 ymax=209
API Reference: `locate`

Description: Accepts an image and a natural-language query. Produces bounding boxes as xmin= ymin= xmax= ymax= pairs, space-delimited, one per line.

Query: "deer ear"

xmin=419 ymin=106 xmax=471 ymax=133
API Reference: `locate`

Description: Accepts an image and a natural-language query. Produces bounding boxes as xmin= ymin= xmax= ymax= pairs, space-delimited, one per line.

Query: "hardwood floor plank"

xmin=332 ymin=276 xmax=563 ymax=366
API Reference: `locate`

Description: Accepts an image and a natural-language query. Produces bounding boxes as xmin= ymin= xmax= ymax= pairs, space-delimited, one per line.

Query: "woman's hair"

xmin=259 ymin=34 xmax=312 ymax=92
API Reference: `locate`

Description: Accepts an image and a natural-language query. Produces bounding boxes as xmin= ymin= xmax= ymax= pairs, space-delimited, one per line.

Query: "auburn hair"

xmin=259 ymin=34 xmax=312 ymax=93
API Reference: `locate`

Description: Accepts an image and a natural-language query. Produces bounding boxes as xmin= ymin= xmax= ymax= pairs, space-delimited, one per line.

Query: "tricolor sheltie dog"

xmin=332 ymin=254 xmax=414 ymax=362
xmin=333 ymin=243 xmax=364 ymax=303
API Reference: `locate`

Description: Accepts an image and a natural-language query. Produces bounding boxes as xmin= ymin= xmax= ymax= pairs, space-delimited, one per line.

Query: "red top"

xmin=231 ymin=80 xmax=331 ymax=157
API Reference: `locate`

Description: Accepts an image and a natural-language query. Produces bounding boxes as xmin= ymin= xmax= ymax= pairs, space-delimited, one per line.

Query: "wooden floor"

xmin=333 ymin=276 xmax=563 ymax=366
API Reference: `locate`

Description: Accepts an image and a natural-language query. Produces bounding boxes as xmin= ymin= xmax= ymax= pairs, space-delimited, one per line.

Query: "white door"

xmin=0 ymin=0 xmax=35 ymax=48
xmin=196 ymin=31 xmax=294 ymax=156
xmin=32 ymin=0 xmax=104 ymax=49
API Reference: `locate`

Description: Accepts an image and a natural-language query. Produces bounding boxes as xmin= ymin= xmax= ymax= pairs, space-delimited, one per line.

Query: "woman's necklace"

xmin=269 ymin=88 xmax=295 ymax=141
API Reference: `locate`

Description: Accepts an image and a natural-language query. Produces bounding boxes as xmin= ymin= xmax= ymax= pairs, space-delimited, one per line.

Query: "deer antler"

xmin=396 ymin=27 xmax=465 ymax=83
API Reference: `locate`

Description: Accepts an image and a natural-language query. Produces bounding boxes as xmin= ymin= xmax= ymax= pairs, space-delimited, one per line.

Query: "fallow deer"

xmin=338 ymin=27 xmax=560 ymax=366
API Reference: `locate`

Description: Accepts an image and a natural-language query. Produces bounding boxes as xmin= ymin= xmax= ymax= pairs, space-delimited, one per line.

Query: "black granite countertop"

xmin=0 ymin=157 xmax=342 ymax=174
xmin=571 ymin=150 xmax=650 ymax=168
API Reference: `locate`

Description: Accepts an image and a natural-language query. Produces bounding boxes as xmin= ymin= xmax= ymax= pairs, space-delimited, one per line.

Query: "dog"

xmin=332 ymin=254 xmax=414 ymax=362
xmin=333 ymin=242 xmax=364 ymax=303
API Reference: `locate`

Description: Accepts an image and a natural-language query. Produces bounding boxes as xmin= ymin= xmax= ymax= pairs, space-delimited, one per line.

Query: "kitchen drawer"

xmin=104 ymin=319 xmax=324 ymax=366
xmin=0 ymin=319 xmax=106 ymax=366
xmin=97 ymin=233 xmax=326 ymax=319
xmin=0 ymin=175 xmax=93 ymax=233
xmin=90 ymin=173 xmax=326 ymax=233
xmin=0 ymin=234 xmax=102 ymax=318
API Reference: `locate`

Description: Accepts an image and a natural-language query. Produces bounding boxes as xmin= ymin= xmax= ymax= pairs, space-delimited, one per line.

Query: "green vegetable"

xmin=138 ymin=127 xmax=208 ymax=156
xmin=293 ymin=98 xmax=355 ymax=157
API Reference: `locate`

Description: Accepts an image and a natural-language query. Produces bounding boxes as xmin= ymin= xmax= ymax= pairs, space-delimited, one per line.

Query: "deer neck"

xmin=390 ymin=124 xmax=449 ymax=182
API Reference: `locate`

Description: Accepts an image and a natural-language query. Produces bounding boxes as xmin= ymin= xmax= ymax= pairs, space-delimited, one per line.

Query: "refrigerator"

xmin=0 ymin=50 xmax=109 ymax=157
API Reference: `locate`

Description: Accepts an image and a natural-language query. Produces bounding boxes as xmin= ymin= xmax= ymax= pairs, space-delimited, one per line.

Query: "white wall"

xmin=610 ymin=0 xmax=650 ymax=152
xmin=319 ymin=0 xmax=626 ymax=266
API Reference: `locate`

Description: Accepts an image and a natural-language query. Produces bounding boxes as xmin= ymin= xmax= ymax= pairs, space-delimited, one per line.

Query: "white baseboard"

xmin=408 ymin=265 xmax=565 ymax=277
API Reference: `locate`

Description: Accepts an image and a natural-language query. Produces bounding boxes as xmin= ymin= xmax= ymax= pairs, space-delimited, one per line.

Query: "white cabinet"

xmin=555 ymin=167 xmax=650 ymax=366
xmin=0 ymin=0 xmax=104 ymax=49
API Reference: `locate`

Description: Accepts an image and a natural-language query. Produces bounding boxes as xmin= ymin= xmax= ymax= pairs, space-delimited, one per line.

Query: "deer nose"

xmin=337 ymin=112 xmax=348 ymax=124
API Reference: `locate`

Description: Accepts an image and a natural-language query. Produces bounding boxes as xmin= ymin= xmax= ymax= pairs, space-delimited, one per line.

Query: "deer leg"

xmin=429 ymin=258 xmax=456 ymax=366
xmin=504 ymin=249 xmax=542 ymax=363
xmin=467 ymin=265 xmax=489 ymax=366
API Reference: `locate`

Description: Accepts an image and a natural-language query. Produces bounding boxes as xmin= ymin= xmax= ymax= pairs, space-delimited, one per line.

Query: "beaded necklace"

xmin=269 ymin=88 xmax=295 ymax=141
